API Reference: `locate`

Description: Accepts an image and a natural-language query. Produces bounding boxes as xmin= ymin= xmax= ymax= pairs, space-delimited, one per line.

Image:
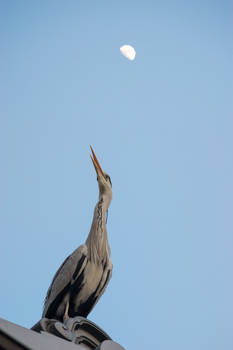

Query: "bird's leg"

xmin=63 ymin=300 xmax=70 ymax=323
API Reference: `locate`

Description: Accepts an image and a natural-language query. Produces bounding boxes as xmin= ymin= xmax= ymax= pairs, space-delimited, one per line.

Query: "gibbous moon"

xmin=120 ymin=45 xmax=136 ymax=61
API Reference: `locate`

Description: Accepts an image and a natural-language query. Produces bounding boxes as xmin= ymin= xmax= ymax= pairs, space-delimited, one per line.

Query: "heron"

xmin=42 ymin=146 xmax=113 ymax=322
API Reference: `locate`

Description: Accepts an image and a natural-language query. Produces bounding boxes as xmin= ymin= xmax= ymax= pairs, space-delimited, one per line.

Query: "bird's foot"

xmin=63 ymin=300 xmax=70 ymax=324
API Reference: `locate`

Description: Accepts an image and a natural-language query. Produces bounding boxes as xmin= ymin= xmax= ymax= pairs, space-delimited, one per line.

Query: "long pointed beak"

xmin=90 ymin=145 xmax=105 ymax=178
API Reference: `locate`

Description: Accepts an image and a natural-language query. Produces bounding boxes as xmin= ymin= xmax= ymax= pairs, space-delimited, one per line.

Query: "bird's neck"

xmin=86 ymin=195 xmax=111 ymax=263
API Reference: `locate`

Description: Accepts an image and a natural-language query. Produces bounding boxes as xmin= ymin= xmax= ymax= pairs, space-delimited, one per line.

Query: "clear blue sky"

xmin=1 ymin=1 xmax=233 ymax=349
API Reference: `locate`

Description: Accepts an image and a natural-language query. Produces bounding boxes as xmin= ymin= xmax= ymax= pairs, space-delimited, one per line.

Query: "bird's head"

xmin=90 ymin=146 xmax=112 ymax=203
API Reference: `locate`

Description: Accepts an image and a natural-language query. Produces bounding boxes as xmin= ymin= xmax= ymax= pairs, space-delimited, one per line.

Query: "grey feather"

xmin=43 ymin=245 xmax=87 ymax=318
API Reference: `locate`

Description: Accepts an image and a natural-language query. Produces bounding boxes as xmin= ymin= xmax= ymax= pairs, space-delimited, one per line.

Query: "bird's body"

xmin=43 ymin=147 xmax=113 ymax=322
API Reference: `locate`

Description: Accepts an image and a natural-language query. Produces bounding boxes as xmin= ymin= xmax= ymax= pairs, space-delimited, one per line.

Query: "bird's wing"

xmin=43 ymin=244 xmax=87 ymax=318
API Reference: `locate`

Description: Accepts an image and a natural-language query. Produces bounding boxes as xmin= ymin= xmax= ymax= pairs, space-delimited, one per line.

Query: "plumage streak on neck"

xmin=86 ymin=197 xmax=110 ymax=264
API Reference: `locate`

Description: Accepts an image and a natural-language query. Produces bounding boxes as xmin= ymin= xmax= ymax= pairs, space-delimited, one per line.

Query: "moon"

xmin=120 ymin=45 xmax=136 ymax=61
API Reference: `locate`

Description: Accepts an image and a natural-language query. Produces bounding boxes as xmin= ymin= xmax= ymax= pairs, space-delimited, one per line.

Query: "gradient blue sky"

xmin=1 ymin=1 xmax=233 ymax=349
